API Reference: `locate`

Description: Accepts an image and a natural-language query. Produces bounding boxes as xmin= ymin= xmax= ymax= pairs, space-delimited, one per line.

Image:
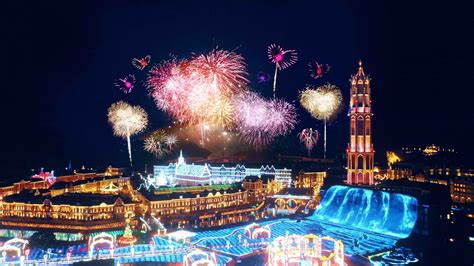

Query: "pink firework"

xmin=190 ymin=49 xmax=249 ymax=96
xmin=115 ymin=74 xmax=136 ymax=94
xmin=267 ymin=44 xmax=298 ymax=70
xmin=267 ymin=44 xmax=298 ymax=98
xmin=234 ymin=92 xmax=297 ymax=150
xmin=147 ymin=49 xmax=248 ymax=127
xmin=298 ymin=128 xmax=320 ymax=157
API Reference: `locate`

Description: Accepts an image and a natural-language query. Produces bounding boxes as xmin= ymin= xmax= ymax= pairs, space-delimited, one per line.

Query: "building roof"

xmin=3 ymin=191 xmax=133 ymax=206
xmin=50 ymin=175 xmax=122 ymax=190
xmin=166 ymin=230 xmax=196 ymax=240
xmin=3 ymin=190 xmax=49 ymax=204
xmin=50 ymin=193 xmax=133 ymax=206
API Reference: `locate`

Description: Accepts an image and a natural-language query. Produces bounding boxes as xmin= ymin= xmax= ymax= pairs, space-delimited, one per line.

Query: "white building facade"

xmin=153 ymin=152 xmax=292 ymax=186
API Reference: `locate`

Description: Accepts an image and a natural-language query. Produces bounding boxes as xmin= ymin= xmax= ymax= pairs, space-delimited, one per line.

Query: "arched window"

xmin=351 ymin=155 xmax=356 ymax=169
xmin=351 ymin=118 xmax=355 ymax=135
xmin=357 ymin=117 xmax=364 ymax=135
xmin=366 ymin=157 xmax=371 ymax=169
xmin=365 ymin=117 xmax=370 ymax=135
xmin=357 ymin=155 xmax=364 ymax=169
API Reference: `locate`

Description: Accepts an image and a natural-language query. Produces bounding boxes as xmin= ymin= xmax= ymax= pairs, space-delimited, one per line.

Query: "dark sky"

xmin=2 ymin=0 xmax=472 ymax=178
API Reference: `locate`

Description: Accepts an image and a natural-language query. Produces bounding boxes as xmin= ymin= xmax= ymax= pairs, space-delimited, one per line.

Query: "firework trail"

xmin=298 ymin=128 xmax=320 ymax=157
xmin=299 ymin=83 xmax=342 ymax=158
xmin=107 ymin=101 xmax=148 ymax=167
xmin=267 ymin=44 xmax=298 ymax=98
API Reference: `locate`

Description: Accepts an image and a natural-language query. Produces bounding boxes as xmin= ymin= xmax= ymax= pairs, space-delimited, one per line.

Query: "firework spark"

xmin=267 ymin=44 xmax=298 ymax=98
xmin=299 ymin=83 xmax=342 ymax=158
xmin=144 ymin=130 xmax=178 ymax=158
xmin=108 ymin=101 xmax=148 ymax=166
xmin=298 ymin=128 xmax=320 ymax=157
xmin=234 ymin=92 xmax=297 ymax=150
xmin=115 ymin=74 xmax=136 ymax=94
xmin=257 ymin=71 xmax=270 ymax=83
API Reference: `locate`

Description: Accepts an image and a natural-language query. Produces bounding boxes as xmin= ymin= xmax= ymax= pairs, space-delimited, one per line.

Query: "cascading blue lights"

xmin=314 ymin=185 xmax=418 ymax=238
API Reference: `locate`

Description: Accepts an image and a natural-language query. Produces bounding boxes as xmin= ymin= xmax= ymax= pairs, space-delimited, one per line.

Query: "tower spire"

xmin=178 ymin=149 xmax=185 ymax=165
xmin=358 ymin=60 xmax=365 ymax=76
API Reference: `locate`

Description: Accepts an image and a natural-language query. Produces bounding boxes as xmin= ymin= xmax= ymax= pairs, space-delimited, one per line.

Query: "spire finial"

xmin=357 ymin=60 xmax=365 ymax=76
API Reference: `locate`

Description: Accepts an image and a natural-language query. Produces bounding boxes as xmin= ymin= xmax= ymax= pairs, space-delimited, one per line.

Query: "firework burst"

xmin=108 ymin=101 xmax=148 ymax=166
xmin=299 ymin=83 xmax=342 ymax=121
xmin=267 ymin=44 xmax=298 ymax=98
xmin=309 ymin=61 xmax=331 ymax=79
xmin=144 ymin=130 xmax=178 ymax=158
xmin=147 ymin=49 xmax=249 ymax=127
xmin=191 ymin=49 xmax=249 ymax=96
xmin=234 ymin=92 xmax=297 ymax=150
xmin=299 ymin=83 xmax=342 ymax=158
xmin=298 ymin=128 xmax=320 ymax=157
xmin=115 ymin=74 xmax=136 ymax=94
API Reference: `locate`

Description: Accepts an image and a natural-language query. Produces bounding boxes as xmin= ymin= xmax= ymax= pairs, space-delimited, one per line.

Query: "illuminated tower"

xmin=347 ymin=61 xmax=375 ymax=185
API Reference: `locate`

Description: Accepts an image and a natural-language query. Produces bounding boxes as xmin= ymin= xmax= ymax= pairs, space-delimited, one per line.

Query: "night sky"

xmin=2 ymin=1 xmax=472 ymax=178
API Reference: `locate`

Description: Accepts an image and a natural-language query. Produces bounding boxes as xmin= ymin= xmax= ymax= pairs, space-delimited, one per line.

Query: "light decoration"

xmin=386 ymin=151 xmax=402 ymax=169
xmin=118 ymin=223 xmax=137 ymax=246
xmin=89 ymin=232 xmax=114 ymax=257
xmin=299 ymin=83 xmax=342 ymax=158
xmin=183 ymin=249 xmax=217 ymax=266
xmin=32 ymin=168 xmax=56 ymax=187
xmin=107 ymin=101 xmax=148 ymax=167
xmin=423 ymin=144 xmax=440 ymax=156
xmin=267 ymin=44 xmax=298 ymax=98
xmin=298 ymin=128 xmax=320 ymax=157
xmin=267 ymin=234 xmax=345 ymax=266
xmin=0 ymin=238 xmax=29 ymax=258
xmin=100 ymin=182 xmax=120 ymax=193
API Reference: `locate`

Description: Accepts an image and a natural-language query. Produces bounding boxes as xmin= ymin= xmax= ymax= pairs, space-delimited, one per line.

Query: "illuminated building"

xmin=347 ymin=61 xmax=375 ymax=185
xmin=451 ymin=176 xmax=473 ymax=203
xmin=146 ymin=187 xmax=265 ymax=228
xmin=267 ymin=234 xmax=345 ymax=266
xmin=153 ymin=151 xmax=292 ymax=186
xmin=294 ymin=170 xmax=325 ymax=197
xmin=423 ymin=144 xmax=440 ymax=156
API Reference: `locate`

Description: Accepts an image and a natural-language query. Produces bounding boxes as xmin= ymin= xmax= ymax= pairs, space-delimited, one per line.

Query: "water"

xmin=314 ymin=185 xmax=418 ymax=238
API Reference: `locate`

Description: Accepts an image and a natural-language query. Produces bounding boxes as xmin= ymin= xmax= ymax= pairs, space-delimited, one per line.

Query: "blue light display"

xmin=315 ymin=185 xmax=418 ymax=238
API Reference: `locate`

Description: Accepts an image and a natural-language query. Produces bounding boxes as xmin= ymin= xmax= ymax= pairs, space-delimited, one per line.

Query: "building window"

xmin=365 ymin=118 xmax=370 ymax=135
xmin=357 ymin=117 xmax=364 ymax=135
xmin=357 ymin=155 xmax=364 ymax=170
